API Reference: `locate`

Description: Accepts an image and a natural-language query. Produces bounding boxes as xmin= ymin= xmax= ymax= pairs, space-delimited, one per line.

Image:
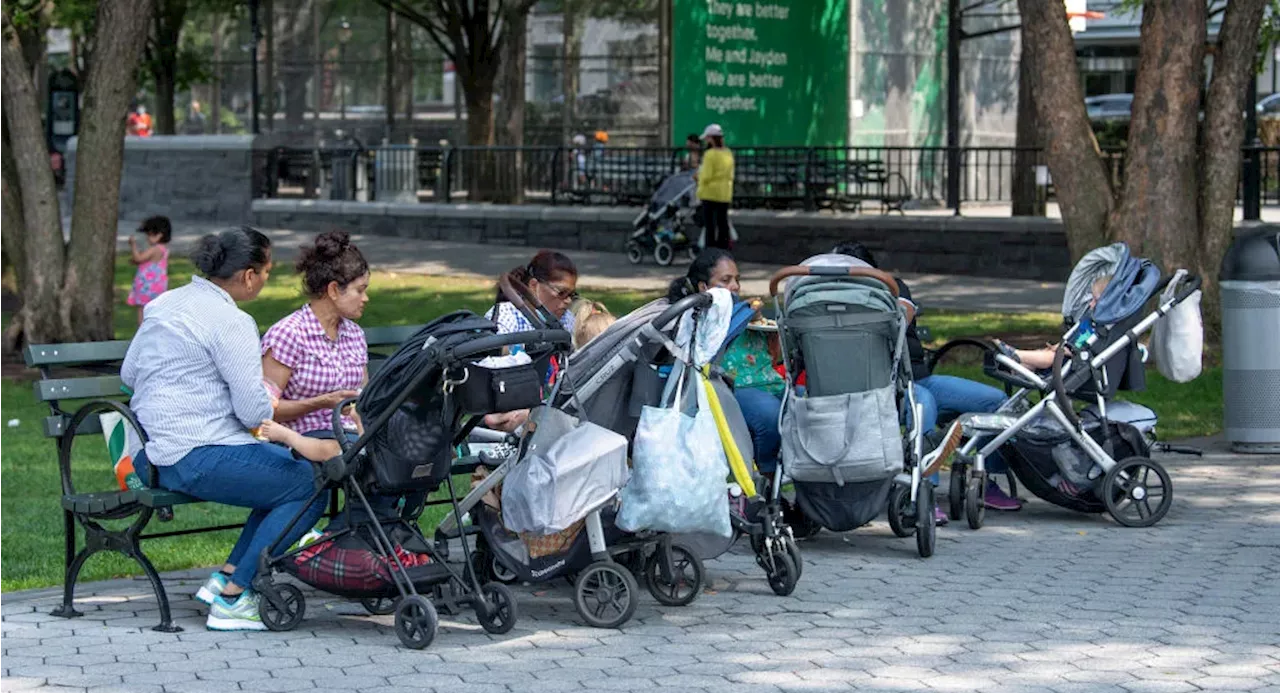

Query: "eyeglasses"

xmin=544 ymin=283 xmax=579 ymax=302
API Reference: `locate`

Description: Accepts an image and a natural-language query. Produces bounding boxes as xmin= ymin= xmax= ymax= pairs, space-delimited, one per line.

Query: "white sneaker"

xmin=195 ymin=571 xmax=228 ymax=606
xmin=206 ymin=590 xmax=267 ymax=631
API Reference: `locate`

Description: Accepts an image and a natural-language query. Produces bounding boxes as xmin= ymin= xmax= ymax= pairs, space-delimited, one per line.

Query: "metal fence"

xmin=259 ymin=145 xmax=1021 ymax=209
xmin=256 ymin=144 xmax=1280 ymax=212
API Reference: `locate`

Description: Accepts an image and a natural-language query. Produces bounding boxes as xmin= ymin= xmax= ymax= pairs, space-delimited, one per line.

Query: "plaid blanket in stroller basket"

xmin=287 ymin=531 xmax=431 ymax=595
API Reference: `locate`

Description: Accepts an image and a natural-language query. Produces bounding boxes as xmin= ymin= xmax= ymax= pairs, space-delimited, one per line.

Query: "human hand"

xmin=483 ymin=409 xmax=530 ymax=433
xmin=128 ymin=236 xmax=137 ymax=248
xmin=315 ymin=389 xmax=360 ymax=411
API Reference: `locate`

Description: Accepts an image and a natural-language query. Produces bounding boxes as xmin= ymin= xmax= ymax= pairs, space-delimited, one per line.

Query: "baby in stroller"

xmin=932 ymin=243 xmax=1203 ymax=529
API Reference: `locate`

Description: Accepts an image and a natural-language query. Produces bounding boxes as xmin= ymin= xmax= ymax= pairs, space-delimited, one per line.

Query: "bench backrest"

xmin=24 ymin=324 xmax=426 ymax=440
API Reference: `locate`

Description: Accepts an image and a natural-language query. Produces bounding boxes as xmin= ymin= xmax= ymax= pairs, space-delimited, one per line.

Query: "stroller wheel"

xmin=573 ymin=561 xmax=639 ymax=629
xmin=915 ymin=482 xmax=936 ymax=558
xmin=476 ymin=582 xmax=519 ymax=634
xmin=783 ymin=534 xmax=803 ymax=582
xmin=948 ymin=463 xmax=968 ymax=522
xmin=625 ymin=240 xmax=644 ymax=265
xmin=394 ymin=595 xmax=438 ymax=649
xmin=886 ymin=484 xmax=916 ymax=538
xmin=653 ymin=241 xmax=675 ymax=266
xmin=766 ymin=551 xmax=799 ymax=597
xmin=644 ymin=545 xmax=705 ymax=607
xmin=360 ymin=596 xmax=398 ymax=616
xmin=965 ymin=472 xmax=987 ymax=530
xmin=259 ymin=583 xmax=306 ymax=632
xmin=1102 ymin=457 xmax=1172 ymax=528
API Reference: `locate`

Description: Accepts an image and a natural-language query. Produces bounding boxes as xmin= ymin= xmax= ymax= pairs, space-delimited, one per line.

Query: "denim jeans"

xmin=735 ymin=387 xmax=783 ymax=475
xmin=915 ymin=374 xmax=1008 ymax=484
xmin=135 ymin=443 xmax=327 ymax=589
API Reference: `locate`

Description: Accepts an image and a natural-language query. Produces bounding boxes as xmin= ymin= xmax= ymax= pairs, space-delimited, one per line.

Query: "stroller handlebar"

xmin=445 ymin=329 xmax=573 ymax=361
xmin=768 ymin=265 xmax=901 ymax=298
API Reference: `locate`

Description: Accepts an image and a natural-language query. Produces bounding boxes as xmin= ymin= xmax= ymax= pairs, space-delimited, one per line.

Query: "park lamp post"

xmin=338 ymin=18 xmax=352 ymax=128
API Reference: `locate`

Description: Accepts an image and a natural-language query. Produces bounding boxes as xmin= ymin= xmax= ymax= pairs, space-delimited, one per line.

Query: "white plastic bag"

xmin=617 ymin=369 xmax=732 ymax=538
xmin=1150 ymin=270 xmax=1203 ymax=383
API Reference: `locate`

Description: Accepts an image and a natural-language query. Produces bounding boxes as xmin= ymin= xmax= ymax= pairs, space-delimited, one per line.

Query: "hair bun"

xmin=192 ymin=233 xmax=228 ymax=275
xmin=313 ymin=230 xmax=350 ymax=259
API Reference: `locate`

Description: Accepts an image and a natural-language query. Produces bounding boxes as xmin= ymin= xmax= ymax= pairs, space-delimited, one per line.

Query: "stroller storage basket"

xmin=281 ymin=528 xmax=447 ymax=600
xmin=1005 ymin=419 xmax=1150 ymax=513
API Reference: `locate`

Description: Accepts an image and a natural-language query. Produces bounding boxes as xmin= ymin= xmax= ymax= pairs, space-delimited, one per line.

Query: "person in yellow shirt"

xmin=695 ymin=124 xmax=735 ymax=249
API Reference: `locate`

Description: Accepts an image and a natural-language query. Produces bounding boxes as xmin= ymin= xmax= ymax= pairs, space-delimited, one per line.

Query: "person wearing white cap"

xmin=695 ymin=123 xmax=734 ymax=249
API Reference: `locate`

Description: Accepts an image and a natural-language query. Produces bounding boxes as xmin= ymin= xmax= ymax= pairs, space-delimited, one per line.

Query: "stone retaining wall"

xmin=252 ymin=199 xmax=1072 ymax=280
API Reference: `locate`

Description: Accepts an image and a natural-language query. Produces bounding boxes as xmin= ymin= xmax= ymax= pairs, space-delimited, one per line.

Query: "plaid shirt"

xmin=262 ymin=304 xmax=368 ymax=434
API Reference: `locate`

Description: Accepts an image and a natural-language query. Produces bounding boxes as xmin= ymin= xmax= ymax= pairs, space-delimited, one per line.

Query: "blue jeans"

xmin=915 ymin=374 xmax=1008 ymax=484
xmin=135 ymin=443 xmax=327 ymax=589
xmin=735 ymin=387 xmax=782 ymax=475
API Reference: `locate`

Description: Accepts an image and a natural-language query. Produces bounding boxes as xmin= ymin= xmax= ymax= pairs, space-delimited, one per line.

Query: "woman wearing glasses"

xmin=483 ymin=250 xmax=580 ymax=431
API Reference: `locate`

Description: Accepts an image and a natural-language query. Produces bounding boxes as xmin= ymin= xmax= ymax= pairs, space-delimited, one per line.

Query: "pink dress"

xmin=127 ymin=245 xmax=169 ymax=306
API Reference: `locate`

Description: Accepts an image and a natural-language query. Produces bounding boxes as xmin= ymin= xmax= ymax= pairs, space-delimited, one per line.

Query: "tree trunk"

xmin=279 ymin=0 xmax=316 ymax=132
xmin=154 ymin=64 xmax=178 ymax=135
xmin=2 ymin=12 xmax=68 ymax=349
xmin=1197 ymin=0 xmax=1269 ymax=335
xmin=385 ymin=7 xmax=396 ymax=140
xmin=462 ymin=69 xmax=497 ymax=201
xmin=64 ymin=0 xmax=156 ymax=342
xmin=1015 ymin=0 xmax=1114 ymax=261
xmin=398 ymin=19 xmax=414 ymax=124
xmin=1012 ymin=37 xmax=1044 ymax=217
xmin=150 ymin=0 xmax=187 ymax=136
xmin=1108 ymin=0 xmax=1207 ymax=272
xmin=265 ymin=0 xmax=276 ymax=132
xmin=495 ymin=5 xmax=529 ymax=203
xmin=562 ymin=4 xmax=581 ymax=143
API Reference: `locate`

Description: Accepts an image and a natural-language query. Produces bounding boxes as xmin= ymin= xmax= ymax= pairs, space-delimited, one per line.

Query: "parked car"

xmin=1257 ymin=93 xmax=1280 ymax=118
xmin=1085 ymin=94 xmax=1133 ymax=122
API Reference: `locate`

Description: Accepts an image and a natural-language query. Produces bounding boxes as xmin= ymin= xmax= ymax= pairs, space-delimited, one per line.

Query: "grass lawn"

xmin=0 ymin=256 xmax=1223 ymax=591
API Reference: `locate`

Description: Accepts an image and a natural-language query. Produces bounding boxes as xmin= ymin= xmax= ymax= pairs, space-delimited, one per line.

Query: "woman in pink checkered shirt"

xmin=261 ymin=230 xmax=370 ymax=457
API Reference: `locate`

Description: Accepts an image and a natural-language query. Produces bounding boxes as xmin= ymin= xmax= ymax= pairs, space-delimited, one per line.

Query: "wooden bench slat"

xmin=35 ymin=376 xmax=126 ymax=402
xmin=24 ymin=341 xmax=132 ymax=367
xmin=43 ymin=414 xmax=104 ymax=438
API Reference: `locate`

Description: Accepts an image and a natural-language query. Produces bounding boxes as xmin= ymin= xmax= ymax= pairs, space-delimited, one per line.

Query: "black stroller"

xmin=627 ymin=171 xmax=701 ymax=266
xmin=252 ymin=311 xmax=572 ymax=649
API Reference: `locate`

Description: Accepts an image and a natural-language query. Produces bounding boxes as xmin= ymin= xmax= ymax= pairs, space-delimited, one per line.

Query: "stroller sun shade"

xmin=1062 ymin=243 xmax=1161 ymax=325
xmin=648 ymin=171 xmax=696 ymax=213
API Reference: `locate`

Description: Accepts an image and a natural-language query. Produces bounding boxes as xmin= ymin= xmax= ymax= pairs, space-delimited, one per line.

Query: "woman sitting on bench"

xmin=125 ymin=227 xmax=327 ymax=632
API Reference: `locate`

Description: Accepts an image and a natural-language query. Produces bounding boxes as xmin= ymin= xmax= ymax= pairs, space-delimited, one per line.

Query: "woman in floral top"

xmin=669 ymin=250 xmax=783 ymax=479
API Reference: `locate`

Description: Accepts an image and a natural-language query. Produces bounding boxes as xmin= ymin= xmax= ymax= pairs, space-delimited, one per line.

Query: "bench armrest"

xmin=59 ymin=400 xmax=154 ymax=496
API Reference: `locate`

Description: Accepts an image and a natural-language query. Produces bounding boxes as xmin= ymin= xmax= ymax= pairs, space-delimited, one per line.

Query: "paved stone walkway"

xmin=4 ymin=439 xmax=1278 ymax=693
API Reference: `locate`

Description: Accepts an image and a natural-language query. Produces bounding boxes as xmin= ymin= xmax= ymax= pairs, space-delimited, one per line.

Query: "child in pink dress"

xmin=127 ymin=216 xmax=172 ymax=325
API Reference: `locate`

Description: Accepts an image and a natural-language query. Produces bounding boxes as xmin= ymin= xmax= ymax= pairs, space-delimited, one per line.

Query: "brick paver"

xmin=3 ymin=441 xmax=1278 ymax=693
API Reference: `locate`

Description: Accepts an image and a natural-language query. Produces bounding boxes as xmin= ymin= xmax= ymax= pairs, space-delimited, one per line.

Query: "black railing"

xmin=255 ymin=144 xmax=1280 ymax=213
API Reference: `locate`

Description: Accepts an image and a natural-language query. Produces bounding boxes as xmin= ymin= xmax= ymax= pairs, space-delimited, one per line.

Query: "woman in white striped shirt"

xmin=124 ymin=227 xmax=327 ymax=632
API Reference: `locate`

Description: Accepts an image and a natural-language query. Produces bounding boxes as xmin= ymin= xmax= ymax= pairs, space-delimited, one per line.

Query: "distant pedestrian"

xmin=681 ymin=133 xmax=702 ymax=171
xmin=695 ymin=124 xmax=735 ymax=249
xmin=127 ymin=104 xmax=153 ymax=137
xmin=183 ymin=101 xmax=207 ymax=135
xmin=127 ymin=216 xmax=172 ymax=325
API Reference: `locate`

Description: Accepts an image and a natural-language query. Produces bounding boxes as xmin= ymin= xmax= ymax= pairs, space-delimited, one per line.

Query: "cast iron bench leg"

xmin=50 ymin=510 xmax=84 ymax=620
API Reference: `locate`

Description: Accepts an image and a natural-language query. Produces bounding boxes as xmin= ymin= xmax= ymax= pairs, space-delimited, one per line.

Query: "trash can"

xmin=373 ymin=145 xmax=418 ymax=204
xmin=1220 ymin=229 xmax=1280 ymax=453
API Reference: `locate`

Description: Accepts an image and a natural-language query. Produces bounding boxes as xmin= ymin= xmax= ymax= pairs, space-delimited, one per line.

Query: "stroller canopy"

xmin=1062 ymin=243 xmax=1161 ymax=325
xmin=648 ymin=171 xmax=697 ymax=213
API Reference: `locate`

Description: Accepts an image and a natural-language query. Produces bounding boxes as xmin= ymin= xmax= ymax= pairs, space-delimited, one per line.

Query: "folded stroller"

xmin=438 ymin=291 xmax=745 ymax=628
xmin=627 ymin=171 xmax=700 ymax=266
xmin=770 ymin=261 xmax=939 ymax=558
xmin=931 ymin=244 xmax=1203 ymax=529
xmin=253 ymin=311 xmax=572 ymax=649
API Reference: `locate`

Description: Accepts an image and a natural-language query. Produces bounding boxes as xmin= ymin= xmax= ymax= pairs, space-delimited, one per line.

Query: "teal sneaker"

xmin=194 ymin=572 xmax=228 ymax=606
xmin=206 ymin=591 xmax=267 ymax=631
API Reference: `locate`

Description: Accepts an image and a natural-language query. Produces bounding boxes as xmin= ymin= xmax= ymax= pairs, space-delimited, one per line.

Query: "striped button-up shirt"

xmin=122 ymin=276 xmax=274 ymax=466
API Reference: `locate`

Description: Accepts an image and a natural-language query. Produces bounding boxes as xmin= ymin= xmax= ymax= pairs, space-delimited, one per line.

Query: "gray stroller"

xmin=627 ymin=171 xmax=701 ymax=266
xmin=770 ymin=261 xmax=942 ymax=558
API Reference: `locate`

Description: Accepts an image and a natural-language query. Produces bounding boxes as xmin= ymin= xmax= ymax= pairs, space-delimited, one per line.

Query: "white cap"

xmin=701 ymin=123 xmax=723 ymax=139
xmin=572 ymin=134 xmax=586 ymax=145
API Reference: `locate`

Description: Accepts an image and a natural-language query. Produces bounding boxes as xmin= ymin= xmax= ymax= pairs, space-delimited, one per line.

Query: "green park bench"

xmin=23 ymin=324 xmax=426 ymax=632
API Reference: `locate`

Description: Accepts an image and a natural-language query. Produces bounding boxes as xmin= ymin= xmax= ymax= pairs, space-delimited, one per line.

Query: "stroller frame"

xmin=945 ymin=272 xmax=1202 ymax=529
xmin=252 ymin=327 xmax=569 ymax=649
xmin=435 ymin=292 xmax=719 ymax=628
xmin=768 ymin=265 xmax=937 ymax=558
xmin=627 ymin=174 xmax=701 ymax=267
